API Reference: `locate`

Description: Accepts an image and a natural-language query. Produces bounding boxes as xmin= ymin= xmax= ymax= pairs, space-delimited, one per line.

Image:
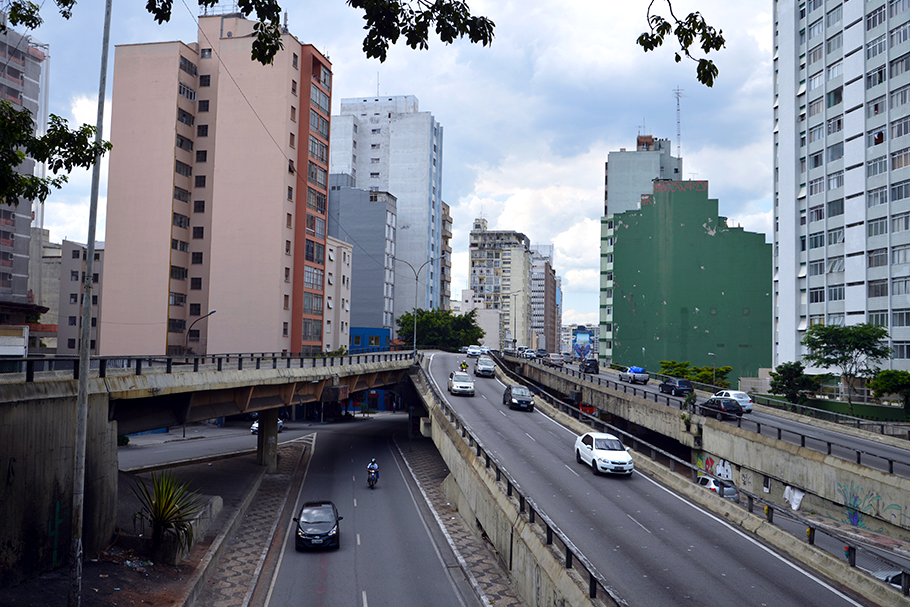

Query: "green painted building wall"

xmin=611 ymin=180 xmax=771 ymax=381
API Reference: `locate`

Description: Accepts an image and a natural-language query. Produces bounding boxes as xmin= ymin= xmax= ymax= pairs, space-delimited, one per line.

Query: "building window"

xmin=189 ymin=303 xmax=201 ymax=316
xmin=869 ymin=310 xmax=889 ymax=326
xmin=808 ymin=44 xmax=823 ymax=65
xmin=168 ymin=318 xmax=186 ymax=333
xmin=810 ymin=151 xmax=824 ymax=168
xmin=827 ymin=198 xmax=844 ymax=217
xmin=809 ymin=206 xmax=824 ymax=223
xmin=809 ymin=259 xmax=825 ymax=275
xmin=70 ymin=270 xmax=79 ymax=281
xmin=827 ymin=86 xmax=843 ymax=108
xmin=176 ymin=134 xmax=193 ymax=151
xmin=809 ymin=177 xmax=824 ymax=196
xmin=894 ymin=244 xmax=910 ymax=264
xmin=869 ymin=217 xmax=888 ymax=237
xmin=894 ymin=211 xmax=910 ymax=233
xmin=894 ymin=147 xmax=910 ymax=170
xmin=809 ymin=98 xmax=824 ymax=117
xmin=827 ymin=142 xmax=844 ymax=162
xmin=169 ymin=292 xmax=186 ymax=306
xmin=68 ymin=316 xmax=76 ymax=326
xmin=894 ymin=309 xmax=910 ymax=327
xmin=868 ymin=156 xmax=888 ymax=177
xmin=284 ymin=294 xmax=290 ymax=309
xmin=869 ymin=248 xmax=888 ymax=267
xmin=307 ymin=162 xmax=327 ymax=187
xmin=893 ymin=179 xmax=910 ymax=203
xmin=809 ymin=287 xmax=825 ymax=303
xmin=173 ymin=213 xmax=190 ymax=228
xmin=286 ymin=240 xmax=292 ymax=255
xmin=171 ymin=265 xmax=187 ymax=280
xmin=869 ymin=280 xmax=889 ymax=297
xmin=175 ymin=160 xmax=192 ymax=177
xmin=288 ymin=186 xmax=294 ymax=201
xmin=291 ymin=80 xmax=297 ymax=95
xmin=828 ymin=284 xmax=845 ymax=301
xmin=191 ymin=277 xmax=202 ymax=290
xmin=827 ymin=115 xmax=842 ymax=135
xmin=868 ymin=186 xmax=889 ymax=207
xmin=868 ymin=5 xmax=887 ymax=30
xmin=68 ymin=338 xmax=75 ymax=349
xmin=827 ymin=227 xmax=844 ymax=246
xmin=200 ymin=48 xmax=212 ymax=59
xmin=194 ymin=200 xmax=205 ymax=213
xmin=192 ymin=226 xmax=204 ymax=239
xmin=896 ymin=277 xmax=910 ymax=294
xmin=197 ymin=124 xmax=208 ymax=137
xmin=191 ymin=252 xmax=203 ymax=264
xmin=292 ymin=52 xmax=298 ymax=68
xmin=174 ymin=187 xmax=190 ymax=202
xmin=196 ymin=150 xmax=207 ymax=163
xmin=808 ymin=71 xmax=824 ymax=91
xmin=178 ymin=82 xmax=196 ymax=101
xmin=69 ymin=293 xmax=78 ymax=303
xmin=198 ymin=100 xmax=209 ymax=112
xmin=868 ymin=33 xmax=887 ymax=59
xmin=304 ymin=266 xmax=324 ymax=289
xmin=285 ymin=267 xmax=290 ymax=282
xmin=199 ymin=74 xmax=211 ymax=86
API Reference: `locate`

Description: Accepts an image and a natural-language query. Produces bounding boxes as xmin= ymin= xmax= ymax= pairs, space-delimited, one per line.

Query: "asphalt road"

xmin=432 ymin=352 xmax=871 ymax=606
xmin=262 ymin=418 xmax=477 ymax=607
xmin=543 ymin=361 xmax=910 ymax=477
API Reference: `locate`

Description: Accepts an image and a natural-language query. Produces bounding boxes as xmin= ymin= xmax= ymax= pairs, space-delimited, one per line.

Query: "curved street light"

xmin=185 ymin=309 xmax=216 ymax=355
xmin=708 ymin=351 xmax=716 ymax=385
xmin=394 ymin=258 xmax=436 ymax=357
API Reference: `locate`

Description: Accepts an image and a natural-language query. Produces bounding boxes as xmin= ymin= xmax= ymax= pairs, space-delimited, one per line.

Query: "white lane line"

xmin=353 ymin=498 xmax=357 ymax=507
xmin=357 ymin=533 xmax=361 ymax=546
xmin=525 ymin=433 xmax=537 ymax=442
xmin=352 ymin=475 xmax=356 ymax=482
xmin=499 ymin=410 xmax=507 ymax=417
xmin=628 ymin=515 xmax=651 ymax=534
xmin=564 ymin=464 xmax=580 ymax=477
xmin=635 ymin=472 xmax=865 ymax=606
xmin=362 ymin=590 xmax=369 ymax=607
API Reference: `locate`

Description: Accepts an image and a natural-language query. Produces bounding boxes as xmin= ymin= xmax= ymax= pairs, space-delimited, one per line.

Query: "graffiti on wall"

xmin=695 ymin=452 xmax=732 ymax=480
xmin=826 ymin=481 xmax=907 ymax=532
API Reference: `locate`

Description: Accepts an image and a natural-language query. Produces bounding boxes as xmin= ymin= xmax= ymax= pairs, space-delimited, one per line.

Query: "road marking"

xmin=628 ymin=514 xmax=651 ymax=534
xmin=564 ymin=464 xmax=580 ymax=477
xmin=353 ymin=498 xmax=357 ymax=507
xmin=526 ymin=433 xmax=537 ymax=442
xmin=357 ymin=533 xmax=361 ymax=546
xmin=352 ymin=475 xmax=356 ymax=482
xmin=362 ymin=590 xmax=368 ymax=607
xmin=499 ymin=411 xmax=507 ymax=417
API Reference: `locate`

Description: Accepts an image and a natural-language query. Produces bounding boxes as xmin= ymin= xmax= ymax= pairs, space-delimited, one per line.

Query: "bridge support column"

xmin=256 ymin=408 xmax=279 ymax=473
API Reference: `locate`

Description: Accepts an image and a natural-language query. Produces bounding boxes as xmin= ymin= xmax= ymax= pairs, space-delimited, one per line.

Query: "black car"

xmin=700 ymin=397 xmax=744 ymax=420
xmin=503 ymin=384 xmax=534 ymax=411
xmin=579 ymin=359 xmax=599 ymax=374
xmin=294 ymin=501 xmax=343 ymax=550
xmin=658 ymin=378 xmax=694 ymax=396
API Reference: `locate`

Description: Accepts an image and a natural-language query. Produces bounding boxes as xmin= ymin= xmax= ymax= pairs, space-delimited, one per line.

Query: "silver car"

xmin=713 ymin=390 xmax=754 ymax=413
xmin=447 ymin=371 xmax=475 ymax=396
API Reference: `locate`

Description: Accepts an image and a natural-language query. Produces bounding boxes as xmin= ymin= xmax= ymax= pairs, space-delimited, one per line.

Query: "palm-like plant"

xmin=132 ymin=470 xmax=203 ymax=554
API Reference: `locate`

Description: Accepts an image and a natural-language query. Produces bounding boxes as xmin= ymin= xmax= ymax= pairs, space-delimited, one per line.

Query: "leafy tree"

xmin=396 ymin=308 xmax=483 ymax=350
xmin=132 ymin=470 xmax=203 ymax=558
xmin=636 ymin=1 xmax=726 ymax=87
xmin=659 ymin=360 xmax=691 ymax=378
xmin=802 ymin=323 xmax=892 ymax=414
xmin=689 ymin=365 xmax=732 ymax=389
xmin=768 ymin=360 xmax=819 ymax=406
xmin=868 ymin=369 xmax=910 ymax=413
xmin=0 ymin=0 xmax=494 ymax=205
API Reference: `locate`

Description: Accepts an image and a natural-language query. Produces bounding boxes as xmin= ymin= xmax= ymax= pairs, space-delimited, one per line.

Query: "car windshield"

xmin=453 ymin=373 xmax=472 ymax=382
xmin=594 ymin=438 xmax=624 ymax=451
xmin=301 ymin=505 xmax=334 ymax=524
xmin=512 ymin=386 xmax=531 ymax=397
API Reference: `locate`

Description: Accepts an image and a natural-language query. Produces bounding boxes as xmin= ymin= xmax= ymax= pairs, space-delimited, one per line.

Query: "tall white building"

xmin=774 ymin=0 xmax=910 ymax=370
xmin=330 ymin=96 xmax=444 ymax=328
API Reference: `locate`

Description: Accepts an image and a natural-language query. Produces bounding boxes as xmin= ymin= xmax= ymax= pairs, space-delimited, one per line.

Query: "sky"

xmin=25 ymin=0 xmax=773 ymax=327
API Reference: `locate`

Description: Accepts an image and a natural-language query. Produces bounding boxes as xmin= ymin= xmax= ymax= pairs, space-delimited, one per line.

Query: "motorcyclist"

xmin=460 ymin=360 xmax=468 ymax=372
xmin=367 ymin=458 xmax=379 ymax=481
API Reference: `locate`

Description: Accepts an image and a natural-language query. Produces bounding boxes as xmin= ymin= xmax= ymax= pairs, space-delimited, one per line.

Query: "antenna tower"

xmin=673 ymin=87 xmax=685 ymax=158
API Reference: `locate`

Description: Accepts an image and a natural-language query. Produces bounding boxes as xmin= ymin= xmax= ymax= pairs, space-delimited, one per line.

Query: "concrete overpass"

xmin=0 ymin=351 xmax=413 ymax=587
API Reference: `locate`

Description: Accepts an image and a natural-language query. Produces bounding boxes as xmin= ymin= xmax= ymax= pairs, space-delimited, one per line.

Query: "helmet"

xmin=371 ymin=458 xmax=376 ymax=464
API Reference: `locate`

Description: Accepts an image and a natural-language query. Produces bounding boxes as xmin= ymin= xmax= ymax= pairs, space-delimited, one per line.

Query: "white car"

xmin=574 ymin=432 xmax=634 ymax=475
xmin=251 ymin=418 xmax=283 ymax=434
xmin=447 ymin=371 xmax=475 ymax=396
xmin=713 ymin=390 xmax=754 ymax=413
xmin=466 ymin=345 xmax=483 ymax=357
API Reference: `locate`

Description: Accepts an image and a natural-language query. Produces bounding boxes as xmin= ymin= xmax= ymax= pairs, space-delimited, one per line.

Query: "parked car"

xmin=618 ymin=366 xmax=649 ymax=384
xmin=447 ymin=371 xmax=475 ymax=396
xmin=293 ymin=500 xmax=342 ymax=550
xmin=713 ymin=390 xmax=754 ymax=413
xmin=580 ymin=359 xmax=599 ymax=374
xmin=466 ymin=345 xmax=482 ymax=357
xmin=658 ymin=378 xmax=694 ymax=396
xmin=250 ymin=418 xmax=283 ymax=434
xmin=574 ymin=432 xmax=634 ymax=475
xmin=546 ymin=353 xmax=565 ymax=367
xmin=696 ymin=476 xmax=740 ymax=503
xmin=700 ymin=396 xmax=743 ymax=420
xmin=503 ymin=384 xmax=534 ymax=411
xmin=474 ymin=357 xmax=496 ymax=377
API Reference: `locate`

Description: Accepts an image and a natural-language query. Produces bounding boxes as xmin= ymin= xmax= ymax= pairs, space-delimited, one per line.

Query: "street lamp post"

xmin=185 ymin=309 xmax=217 ymax=355
xmin=505 ymin=290 xmax=522 ymax=351
xmin=394 ymin=257 xmax=436 ymax=358
xmin=708 ymin=352 xmax=716 ymax=385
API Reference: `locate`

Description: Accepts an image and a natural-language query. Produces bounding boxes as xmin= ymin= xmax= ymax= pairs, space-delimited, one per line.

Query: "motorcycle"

xmin=367 ymin=468 xmax=378 ymax=489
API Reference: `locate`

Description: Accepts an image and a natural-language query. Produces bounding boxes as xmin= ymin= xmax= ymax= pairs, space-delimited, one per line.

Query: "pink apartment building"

xmin=101 ymin=12 xmax=331 ymax=356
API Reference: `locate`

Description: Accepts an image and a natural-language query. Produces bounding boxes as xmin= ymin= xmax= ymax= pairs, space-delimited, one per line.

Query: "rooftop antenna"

xmin=673 ymin=86 xmax=685 ymax=158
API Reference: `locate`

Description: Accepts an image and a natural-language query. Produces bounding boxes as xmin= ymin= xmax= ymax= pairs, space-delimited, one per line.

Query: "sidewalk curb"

xmin=176 ymin=463 xmax=268 ymax=607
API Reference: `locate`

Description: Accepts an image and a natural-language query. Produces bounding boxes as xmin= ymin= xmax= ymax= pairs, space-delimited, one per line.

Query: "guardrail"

xmin=518 ymin=358 xmax=910 ymax=479
xmin=751 ymin=394 xmax=910 ymax=440
xmin=414 ymin=363 xmax=624 ymax=604
xmin=0 ymin=350 xmax=415 ymax=383
xmin=493 ymin=356 xmax=910 ymax=597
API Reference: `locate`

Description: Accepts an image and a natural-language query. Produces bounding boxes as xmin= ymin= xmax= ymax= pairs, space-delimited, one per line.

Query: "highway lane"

xmin=264 ymin=417 xmax=477 ymax=607
xmin=542 ymin=361 xmax=910 ymax=477
xmin=432 ymin=352 xmax=870 ymax=606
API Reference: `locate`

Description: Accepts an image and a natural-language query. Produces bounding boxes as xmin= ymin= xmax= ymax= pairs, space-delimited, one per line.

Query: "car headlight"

xmin=512 ymin=398 xmax=520 ymax=404
xmin=327 ymin=526 xmax=337 ymax=536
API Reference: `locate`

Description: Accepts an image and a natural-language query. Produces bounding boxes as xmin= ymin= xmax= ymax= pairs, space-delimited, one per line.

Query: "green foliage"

xmin=636 ymin=1 xmax=725 ymax=86
xmin=321 ymin=346 xmax=348 ymax=357
xmin=132 ymin=470 xmax=203 ymax=553
xmin=0 ymin=101 xmax=112 ymax=206
xmin=658 ymin=359 xmax=731 ymax=388
xmin=396 ymin=308 xmax=484 ymax=350
xmin=117 ymin=434 xmax=130 ymax=446
xmin=802 ymin=323 xmax=892 ymax=410
xmin=769 ymin=360 xmax=819 ymax=406
xmin=868 ymin=369 xmax=910 ymax=412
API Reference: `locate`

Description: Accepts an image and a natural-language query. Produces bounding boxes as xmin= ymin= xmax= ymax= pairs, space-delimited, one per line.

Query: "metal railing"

xmin=491 ymin=357 xmax=910 ymax=597
xmin=0 ymin=350 xmax=415 ymax=384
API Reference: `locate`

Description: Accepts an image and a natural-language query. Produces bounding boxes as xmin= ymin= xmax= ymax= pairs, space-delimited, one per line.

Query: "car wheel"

xmin=529 ymin=406 xmax=534 ymax=412
xmin=295 ymin=543 xmax=303 ymax=552
xmin=716 ymin=411 xmax=723 ymax=421
xmin=591 ymin=460 xmax=598 ymax=475
xmin=576 ymin=450 xmax=582 ymax=463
